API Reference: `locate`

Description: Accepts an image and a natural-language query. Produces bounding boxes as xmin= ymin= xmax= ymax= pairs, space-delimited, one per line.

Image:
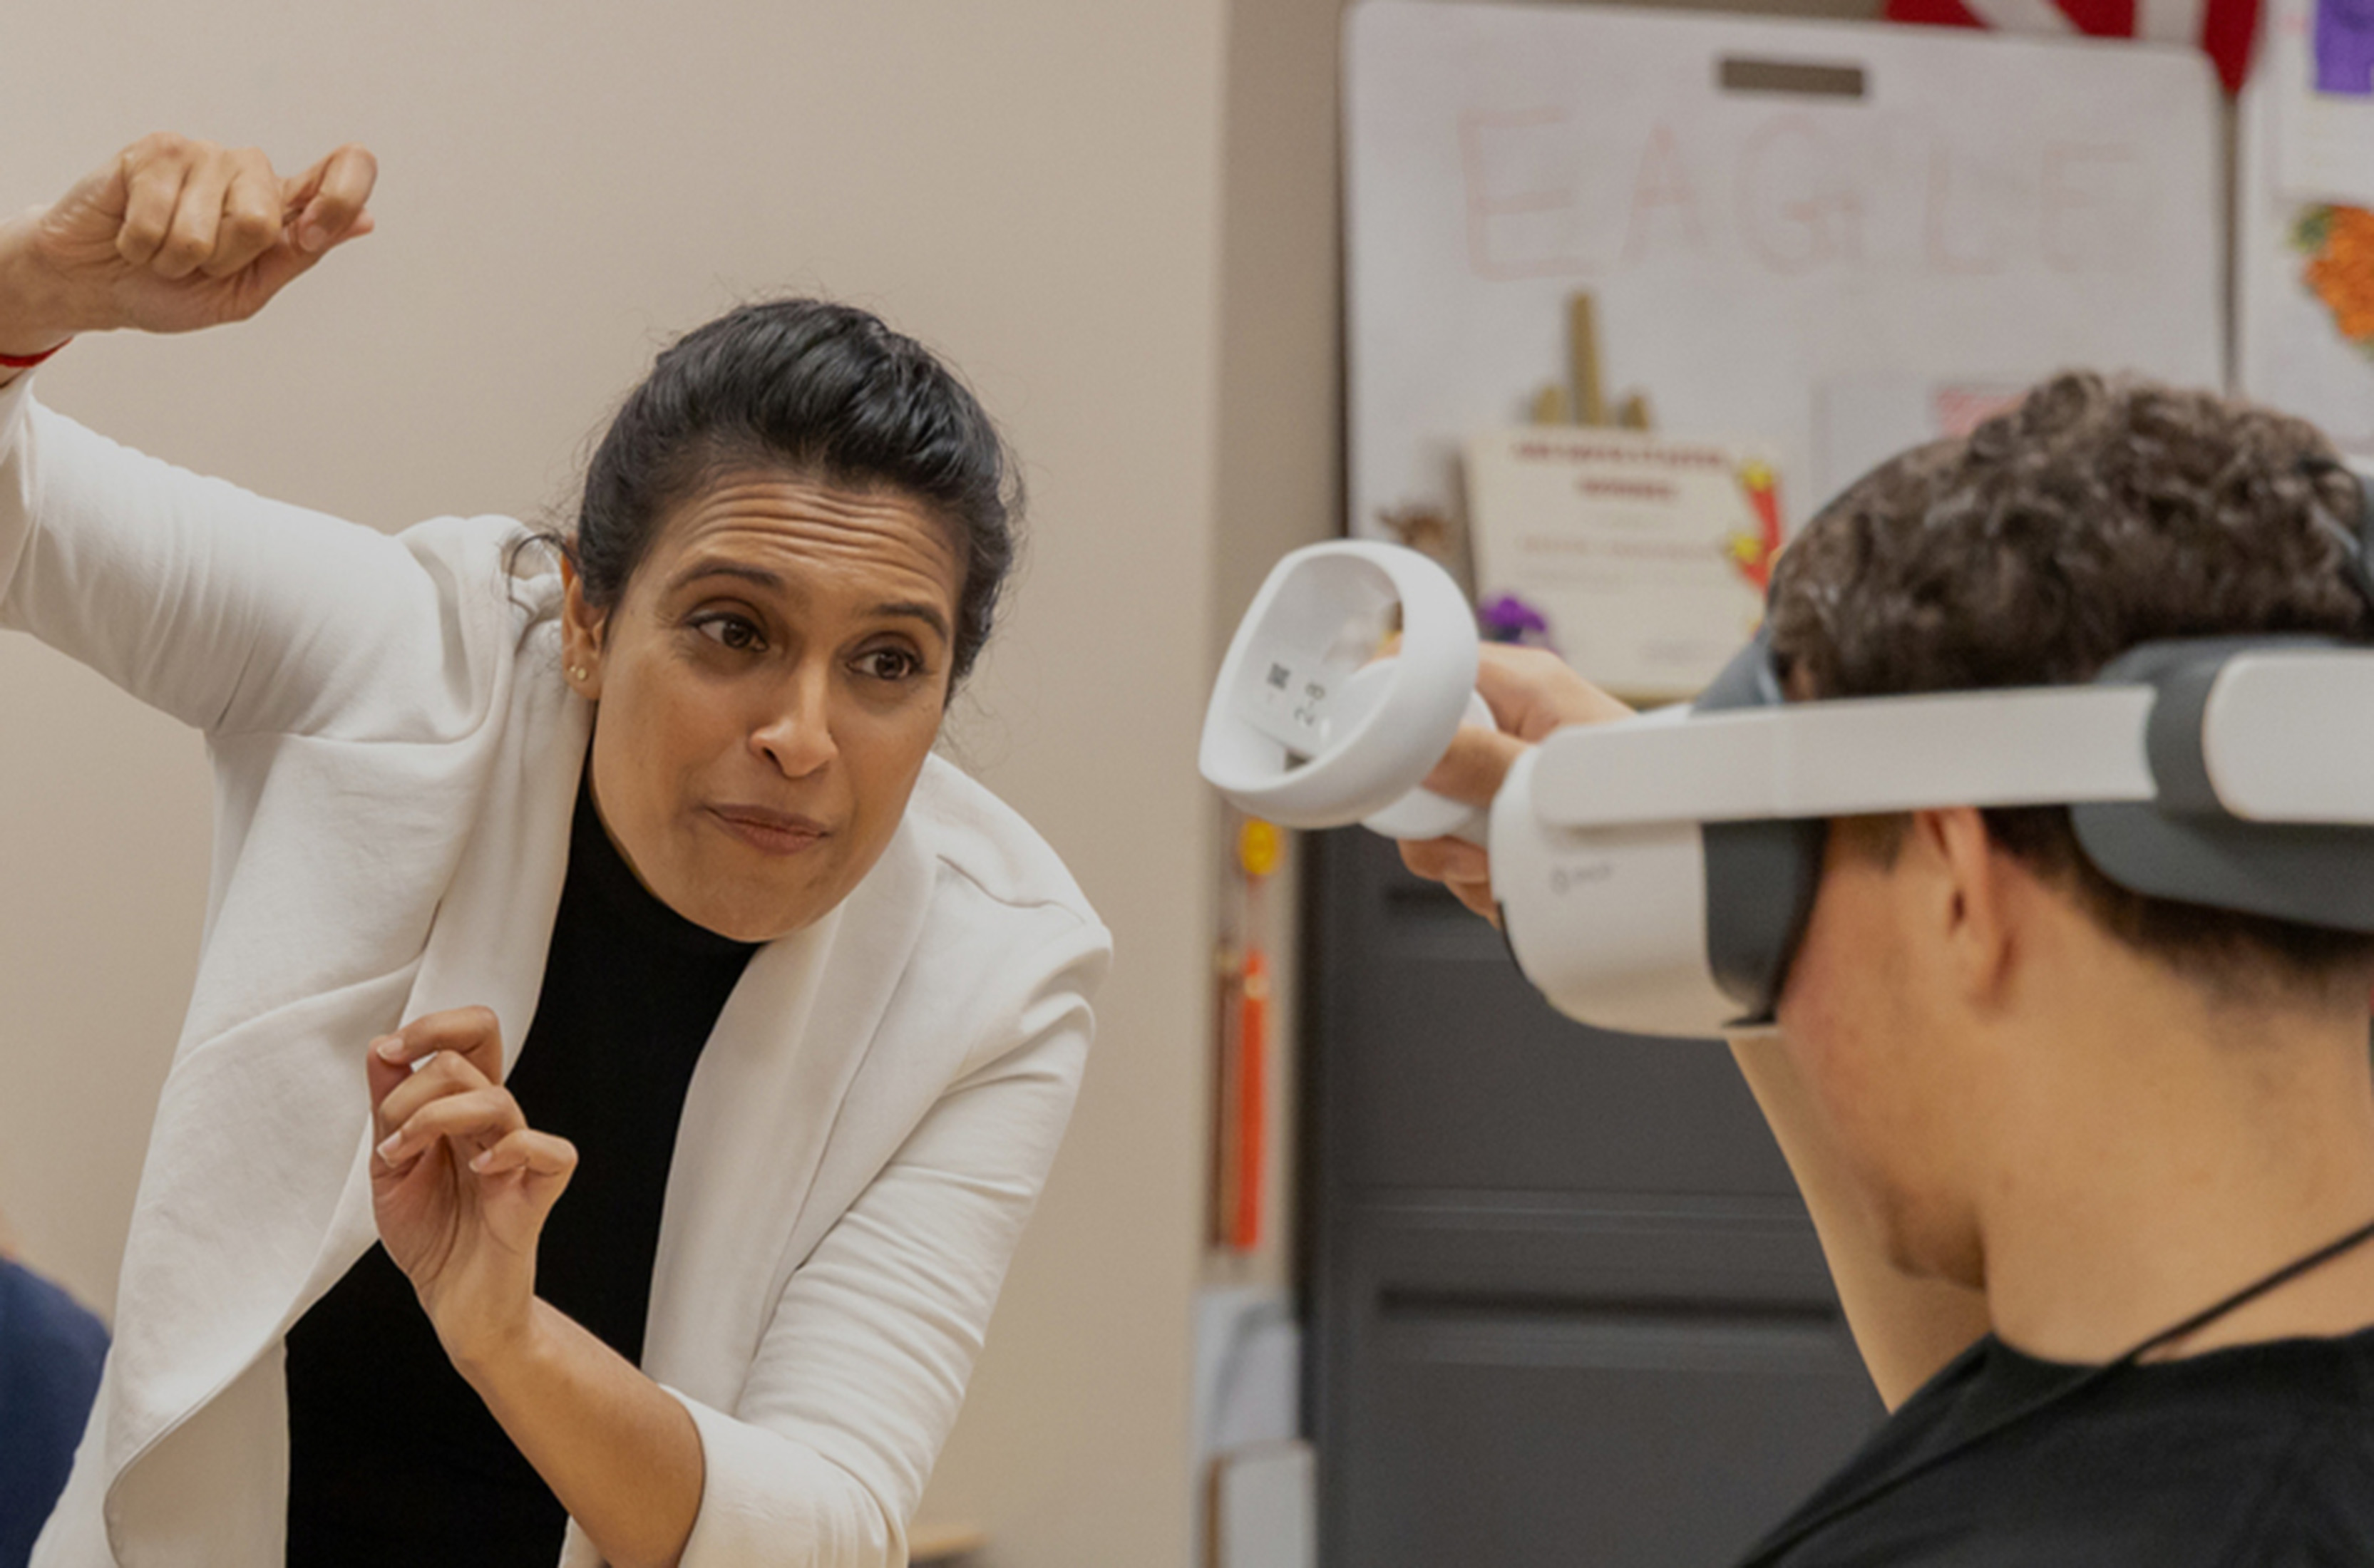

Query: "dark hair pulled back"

xmin=570 ymin=298 xmax=1020 ymax=684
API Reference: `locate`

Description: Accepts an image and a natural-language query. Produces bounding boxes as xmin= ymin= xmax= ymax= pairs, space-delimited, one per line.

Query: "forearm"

xmin=1729 ymin=1035 xmax=1990 ymax=1407
xmin=0 ymin=208 xmax=83 ymax=370
xmin=456 ymin=1299 xmax=706 ymax=1568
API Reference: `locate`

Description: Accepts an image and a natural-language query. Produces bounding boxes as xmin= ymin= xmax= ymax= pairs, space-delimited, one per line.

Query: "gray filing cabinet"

xmin=1302 ymin=829 xmax=1884 ymax=1566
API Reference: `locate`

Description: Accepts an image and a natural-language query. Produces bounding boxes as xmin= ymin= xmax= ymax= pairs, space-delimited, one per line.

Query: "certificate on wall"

xmin=1464 ymin=428 xmax=1779 ymax=701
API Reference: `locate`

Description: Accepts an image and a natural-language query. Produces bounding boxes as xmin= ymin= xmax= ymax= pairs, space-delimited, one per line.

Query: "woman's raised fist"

xmin=0 ymin=133 xmax=376 ymax=360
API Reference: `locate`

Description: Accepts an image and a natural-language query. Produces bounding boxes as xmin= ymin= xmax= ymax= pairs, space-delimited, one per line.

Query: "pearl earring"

xmin=569 ymin=664 xmax=589 ymax=682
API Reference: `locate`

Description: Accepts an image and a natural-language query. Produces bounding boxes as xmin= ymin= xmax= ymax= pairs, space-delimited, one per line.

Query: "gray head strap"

xmin=2302 ymin=458 xmax=2374 ymax=615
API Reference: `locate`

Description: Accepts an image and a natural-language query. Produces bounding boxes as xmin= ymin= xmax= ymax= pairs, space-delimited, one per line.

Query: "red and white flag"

xmin=1884 ymin=0 xmax=2261 ymax=91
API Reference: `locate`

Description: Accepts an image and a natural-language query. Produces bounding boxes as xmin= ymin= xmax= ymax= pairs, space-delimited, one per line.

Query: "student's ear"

xmin=1911 ymin=806 xmax=2015 ymax=1009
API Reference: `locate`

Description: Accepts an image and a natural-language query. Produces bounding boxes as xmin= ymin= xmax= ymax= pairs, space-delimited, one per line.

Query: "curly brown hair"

xmin=1768 ymin=371 xmax=2374 ymax=996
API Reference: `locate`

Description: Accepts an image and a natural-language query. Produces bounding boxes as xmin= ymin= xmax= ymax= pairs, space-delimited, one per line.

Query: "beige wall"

xmin=0 ymin=3 xmax=1264 ymax=1564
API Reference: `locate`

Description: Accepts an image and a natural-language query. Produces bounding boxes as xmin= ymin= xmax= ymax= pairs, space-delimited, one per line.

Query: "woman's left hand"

xmin=369 ymin=1008 xmax=577 ymax=1369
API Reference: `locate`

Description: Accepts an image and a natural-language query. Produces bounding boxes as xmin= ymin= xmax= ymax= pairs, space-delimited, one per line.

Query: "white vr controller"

xmin=1201 ymin=541 xmax=2374 ymax=1040
xmin=1197 ymin=541 xmax=1494 ymax=844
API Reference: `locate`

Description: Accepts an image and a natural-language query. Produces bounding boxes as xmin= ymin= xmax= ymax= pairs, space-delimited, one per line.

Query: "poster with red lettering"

xmin=1345 ymin=1 xmax=2224 ymax=577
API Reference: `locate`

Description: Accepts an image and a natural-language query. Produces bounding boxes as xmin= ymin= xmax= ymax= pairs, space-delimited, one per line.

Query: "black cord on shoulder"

xmin=2123 ymin=1212 xmax=2374 ymax=1366
xmin=1735 ymin=1211 xmax=2374 ymax=1567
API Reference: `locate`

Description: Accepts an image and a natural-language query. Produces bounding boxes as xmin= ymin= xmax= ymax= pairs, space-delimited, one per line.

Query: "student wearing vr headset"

xmin=1400 ymin=372 xmax=2374 ymax=1564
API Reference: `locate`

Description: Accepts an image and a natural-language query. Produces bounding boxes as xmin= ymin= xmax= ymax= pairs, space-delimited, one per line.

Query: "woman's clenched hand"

xmin=368 ymin=1008 xmax=577 ymax=1371
xmin=0 ymin=133 xmax=376 ymax=361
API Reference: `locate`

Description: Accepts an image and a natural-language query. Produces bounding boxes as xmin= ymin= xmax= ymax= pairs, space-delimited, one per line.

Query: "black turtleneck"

xmin=284 ymin=776 xmax=758 ymax=1567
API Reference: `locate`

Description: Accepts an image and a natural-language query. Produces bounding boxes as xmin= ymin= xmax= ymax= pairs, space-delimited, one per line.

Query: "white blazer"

xmin=0 ymin=373 xmax=1111 ymax=1568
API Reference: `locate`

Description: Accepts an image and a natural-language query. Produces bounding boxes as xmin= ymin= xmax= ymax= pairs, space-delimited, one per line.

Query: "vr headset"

xmin=1200 ymin=532 xmax=2374 ymax=1041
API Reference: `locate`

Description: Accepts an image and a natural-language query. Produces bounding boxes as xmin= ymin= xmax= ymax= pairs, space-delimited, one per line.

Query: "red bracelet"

xmin=0 ymin=339 xmax=70 ymax=370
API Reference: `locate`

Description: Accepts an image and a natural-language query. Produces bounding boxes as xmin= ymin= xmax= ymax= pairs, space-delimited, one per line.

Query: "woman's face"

xmin=560 ymin=470 xmax=964 ymax=942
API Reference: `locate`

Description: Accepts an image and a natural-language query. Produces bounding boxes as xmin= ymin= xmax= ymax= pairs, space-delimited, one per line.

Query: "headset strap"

xmin=2301 ymin=457 xmax=2374 ymax=617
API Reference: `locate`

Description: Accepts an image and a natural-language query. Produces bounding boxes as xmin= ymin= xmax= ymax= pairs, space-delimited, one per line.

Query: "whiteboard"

xmin=1345 ymin=1 xmax=2225 ymax=542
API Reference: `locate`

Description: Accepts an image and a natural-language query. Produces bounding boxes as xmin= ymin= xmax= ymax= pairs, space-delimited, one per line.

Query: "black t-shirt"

xmin=282 ymin=778 xmax=757 ymax=1567
xmin=1737 ymin=1325 xmax=2374 ymax=1567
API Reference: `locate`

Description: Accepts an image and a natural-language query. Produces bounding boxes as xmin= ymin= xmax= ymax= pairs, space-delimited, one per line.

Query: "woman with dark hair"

xmin=0 ymin=134 xmax=1109 ymax=1568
